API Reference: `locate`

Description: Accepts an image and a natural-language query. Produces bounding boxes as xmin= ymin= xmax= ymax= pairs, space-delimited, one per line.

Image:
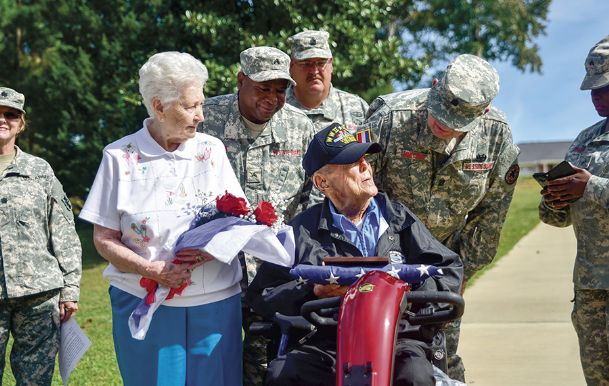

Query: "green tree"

xmin=0 ymin=0 xmax=550 ymax=200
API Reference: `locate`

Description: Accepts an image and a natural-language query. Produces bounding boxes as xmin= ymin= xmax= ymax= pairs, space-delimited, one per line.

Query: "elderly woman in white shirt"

xmin=80 ymin=52 xmax=245 ymax=386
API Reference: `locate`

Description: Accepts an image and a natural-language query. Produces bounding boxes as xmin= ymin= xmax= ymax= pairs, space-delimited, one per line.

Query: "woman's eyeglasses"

xmin=1 ymin=111 xmax=22 ymax=120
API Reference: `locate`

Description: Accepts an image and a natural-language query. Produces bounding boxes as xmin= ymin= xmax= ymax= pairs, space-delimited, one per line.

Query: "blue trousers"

xmin=109 ymin=286 xmax=242 ymax=386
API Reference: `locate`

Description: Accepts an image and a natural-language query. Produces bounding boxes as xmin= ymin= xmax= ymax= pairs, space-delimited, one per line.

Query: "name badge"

xmin=271 ymin=149 xmax=302 ymax=156
xmin=401 ymin=150 xmax=428 ymax=161
xmin=463 ymin=162 xmax=494 ymax=171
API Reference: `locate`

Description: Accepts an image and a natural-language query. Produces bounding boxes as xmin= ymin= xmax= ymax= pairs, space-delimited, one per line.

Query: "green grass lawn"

xmin=468 ymin=176 xmax=542 ymax=286
xmin=1 ymin=177 xmax=542 ymax=385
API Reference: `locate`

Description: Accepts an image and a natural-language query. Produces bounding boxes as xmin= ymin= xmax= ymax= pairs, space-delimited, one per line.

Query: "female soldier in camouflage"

xmin=0 ymin=87 xmax=82 ymax=385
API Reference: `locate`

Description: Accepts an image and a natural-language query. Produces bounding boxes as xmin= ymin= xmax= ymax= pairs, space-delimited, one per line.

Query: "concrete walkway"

xmin=458 ymin=222 xmax=586 ymax=386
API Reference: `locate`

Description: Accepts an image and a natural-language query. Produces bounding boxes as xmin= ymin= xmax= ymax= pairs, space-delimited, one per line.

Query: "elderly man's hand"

xmin=313 ymin=284 xmax=349 ymax=299
xmin=542 ymin=165 xmax=591 ymax=208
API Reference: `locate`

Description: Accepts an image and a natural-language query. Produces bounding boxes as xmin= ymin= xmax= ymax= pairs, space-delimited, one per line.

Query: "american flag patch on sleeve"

xmin=356 ymin=128 xmax=372 ymax=143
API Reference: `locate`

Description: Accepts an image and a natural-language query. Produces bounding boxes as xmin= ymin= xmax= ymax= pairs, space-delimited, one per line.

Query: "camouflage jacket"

xmin=0 ymin=147 xmax=81 ymax=300
xmin=286 ymin=85 xmax=368 ymax=132
xmin=199 ymin=93 xmax=316 ymax=221
xmin=365 ymin=89 xmax=520 ymax=280
xmin=539 ymin=118 xmax=609 ymax=289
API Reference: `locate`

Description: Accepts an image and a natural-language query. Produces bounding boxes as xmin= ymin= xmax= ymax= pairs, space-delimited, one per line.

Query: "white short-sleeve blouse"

xmin=80 ymin=119 xmax=246 ymax=306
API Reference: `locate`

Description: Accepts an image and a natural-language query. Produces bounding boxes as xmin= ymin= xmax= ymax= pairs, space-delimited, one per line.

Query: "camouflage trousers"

xmin=243 ymin=325 xmax=270 ymax=386
xmin=0 ymin=290 xmax=60 ymax=386
xmin=572 ymin=288 xmax=609 ymax=386
xmin=241 ymin=253 xmax=269 ymax=385
xmin=444 ymin=318 xmax=465 ymax=382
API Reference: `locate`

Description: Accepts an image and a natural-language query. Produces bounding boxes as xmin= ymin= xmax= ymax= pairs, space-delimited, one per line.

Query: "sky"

xmin=488 ymin=0 xmax=609 ymax=144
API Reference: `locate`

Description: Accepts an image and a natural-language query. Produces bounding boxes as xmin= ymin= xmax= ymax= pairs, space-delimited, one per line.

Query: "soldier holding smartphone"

xmin=539 ymin=35 xmax=609 ymax=385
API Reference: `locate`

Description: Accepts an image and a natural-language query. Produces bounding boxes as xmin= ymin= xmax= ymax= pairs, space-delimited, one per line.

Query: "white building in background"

xmin=517 ymin=141 xmax=572 ymax=176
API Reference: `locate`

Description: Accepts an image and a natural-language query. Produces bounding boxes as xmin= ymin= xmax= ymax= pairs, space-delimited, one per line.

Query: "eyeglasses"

xmin=0 ymin=111 xmax=22 ymax=120
xmin=296 ymin=59 xmax=332 ymax=71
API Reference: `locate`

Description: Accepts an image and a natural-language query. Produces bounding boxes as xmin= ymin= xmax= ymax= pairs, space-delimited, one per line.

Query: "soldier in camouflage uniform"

xmin=287 ymin=30 xmax=368 ymax=131
xmin=0 ymin=87 xmax=82 ymax=385
xmin=364 ymin=54 xmax=520 ymax=382
xmin=198 ymin=46 xmax=316 ymax=386
xmin=539 ymin=35 xmax=609 ymax=386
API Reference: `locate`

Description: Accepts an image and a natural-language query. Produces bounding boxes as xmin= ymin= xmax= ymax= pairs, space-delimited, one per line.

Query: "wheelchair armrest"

xmin=403 ymin=291 xmax=465 ymax=325
xmin=301 ymin=296 xmax=341 ymax=327
xmin=274 ymin=313 xmax=315 ymax=334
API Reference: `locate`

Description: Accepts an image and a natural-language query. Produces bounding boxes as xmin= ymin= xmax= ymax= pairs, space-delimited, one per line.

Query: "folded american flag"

xmin=289 ymin=264 xmax=442 ymax=286
xmin=128 ymin=217 xmax=295 ymax=340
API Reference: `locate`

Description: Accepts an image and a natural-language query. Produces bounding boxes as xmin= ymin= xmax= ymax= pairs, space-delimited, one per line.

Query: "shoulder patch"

xmin=51 ymin=178 xmax=75 ymax=223
xmin=505 ymin=164 xmax=520 ymax=185
xmin=483 ymin=106 xmax=508 ymax=124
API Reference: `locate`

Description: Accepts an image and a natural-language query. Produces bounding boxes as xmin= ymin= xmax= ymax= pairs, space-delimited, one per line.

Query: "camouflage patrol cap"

xmin=0 ymin=87 xmax=25 ymax=113
xmin=580 ymin=35 xmax=609 ymax=90
xmin=427 ymin=54 xmax=499 ymax=132
xmin=240 ymin=46 xmax=296 ymax=86
xmin=288 ymin=30 xmax=332 ymax=60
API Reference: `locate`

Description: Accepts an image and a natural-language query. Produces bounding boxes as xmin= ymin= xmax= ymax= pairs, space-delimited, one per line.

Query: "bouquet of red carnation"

xmin=129 ymin=191 xmax=294 ymax=340
xmin=216 ymin=193 xmax=249 ymax=217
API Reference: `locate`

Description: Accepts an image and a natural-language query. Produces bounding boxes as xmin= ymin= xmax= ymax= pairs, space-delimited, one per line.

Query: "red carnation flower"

xmin=254 ymin=201 xmax=278 ymax=226
xmin=216 ymin=192 xmax=249 ymax=217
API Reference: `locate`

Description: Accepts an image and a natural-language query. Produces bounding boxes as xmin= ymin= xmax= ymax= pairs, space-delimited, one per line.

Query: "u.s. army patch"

xmin=505 ymin=164 xmax=520 ymax=185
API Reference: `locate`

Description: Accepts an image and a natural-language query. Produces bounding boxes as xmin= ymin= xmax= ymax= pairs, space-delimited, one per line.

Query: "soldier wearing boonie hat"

xmin=363 ymin=53 xmax=519 ymax=382
xmin=198 ymin=46 xmax=317 ymax=386
xmin=540 ymin=35 xmax=609 ymax=386
xmin=286 ymin=30 xmax=369 ymax=132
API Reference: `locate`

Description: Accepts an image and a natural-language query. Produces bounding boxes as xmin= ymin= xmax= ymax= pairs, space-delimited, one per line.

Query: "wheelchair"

xmin=250 ymin=257 xmax=465 ymax=386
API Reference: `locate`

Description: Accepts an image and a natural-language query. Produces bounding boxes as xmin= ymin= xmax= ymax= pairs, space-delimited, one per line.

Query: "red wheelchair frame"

xmin=271 ymin=269 xmax=464 ymax=386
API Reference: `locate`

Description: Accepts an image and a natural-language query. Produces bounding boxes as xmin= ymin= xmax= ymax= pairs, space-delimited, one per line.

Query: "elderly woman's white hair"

xmin=139 ymin=51 xmax=208 ymax=117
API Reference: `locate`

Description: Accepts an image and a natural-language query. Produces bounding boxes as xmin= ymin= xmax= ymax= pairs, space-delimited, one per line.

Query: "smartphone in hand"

xmin=533 ymin=161 xmax=576 ymax=187
xmin=533 ymin=172 xmax=548 ymax=187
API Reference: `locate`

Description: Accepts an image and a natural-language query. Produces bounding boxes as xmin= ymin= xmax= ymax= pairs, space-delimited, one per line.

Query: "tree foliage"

xmin=0 ymin=0 xmax=550 ymax=200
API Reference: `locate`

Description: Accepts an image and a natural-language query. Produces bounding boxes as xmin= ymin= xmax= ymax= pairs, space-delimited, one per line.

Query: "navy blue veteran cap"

xmin=302 ymin=122 xmax=382 ymax=176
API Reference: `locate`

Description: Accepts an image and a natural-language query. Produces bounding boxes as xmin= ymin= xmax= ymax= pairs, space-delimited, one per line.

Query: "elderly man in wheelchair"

xmin=246 ymin=123 xmax=464 ymax=386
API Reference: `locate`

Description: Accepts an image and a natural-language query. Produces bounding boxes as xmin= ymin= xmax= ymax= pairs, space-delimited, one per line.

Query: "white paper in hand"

xmin=59 ymin=318 xmax=92 ymax=386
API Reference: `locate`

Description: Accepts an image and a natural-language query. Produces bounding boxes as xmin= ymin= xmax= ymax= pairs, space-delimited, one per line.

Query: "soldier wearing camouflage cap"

xmin=540 ymin=35 xmax=609 ymax=386
xmin=286 ymin=30 xmax=369 ymax=131
xmin=364 ymin=54 xmax=520 ymax=382
xmin=198 ymin=46 xmax=316 ymax=385
xmin=0 ymin=87 xmax=82 ymax=384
